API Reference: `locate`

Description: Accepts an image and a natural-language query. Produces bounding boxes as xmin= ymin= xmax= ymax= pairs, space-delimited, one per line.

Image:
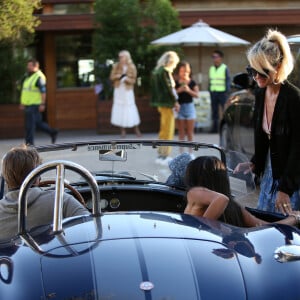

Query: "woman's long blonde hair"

xmin=156 ymin=51 xmax=179 ymax=71
xmin=118 ymin=50 xmax=133 ymax=65
xmin=247 ymin=29 xmax=294 ymax=83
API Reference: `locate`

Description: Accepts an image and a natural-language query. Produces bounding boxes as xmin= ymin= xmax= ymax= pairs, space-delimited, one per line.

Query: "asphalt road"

xmin=0 ymin=129 xmax=258 ymax=208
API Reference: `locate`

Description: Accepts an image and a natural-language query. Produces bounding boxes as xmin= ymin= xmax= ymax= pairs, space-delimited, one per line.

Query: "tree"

xmin=94 ymin=0 xmax=141 ymax=61
xmin=142 ymin=0 xmax=181 ymax=39
xmin=0 ymin=0 xmax=41 ymax=104
xmin=93 ymin=0 xmax=181 ymax=99
xmin=0 ymin=0 xmax=41 ymax=42
xmin=139 ymin=0 xmax=182 ymax=93
xmin=93 ymin=0 xmax=141 ymax=99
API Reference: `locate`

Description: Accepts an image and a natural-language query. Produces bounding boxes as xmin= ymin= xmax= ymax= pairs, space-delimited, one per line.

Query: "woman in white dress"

xmin=110 ymin=50 xmax=141 ymax=137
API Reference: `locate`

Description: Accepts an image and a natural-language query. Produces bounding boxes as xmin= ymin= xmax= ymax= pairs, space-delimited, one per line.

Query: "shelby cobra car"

xmin=0 ymin=140 xmax=300 ymax=300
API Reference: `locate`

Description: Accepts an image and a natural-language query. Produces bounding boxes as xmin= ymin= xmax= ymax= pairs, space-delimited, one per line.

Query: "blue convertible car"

xmin=0 ymin=140 xmax=300 ymax=299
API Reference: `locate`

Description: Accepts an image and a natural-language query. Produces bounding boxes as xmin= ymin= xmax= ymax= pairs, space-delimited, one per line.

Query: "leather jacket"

xmin=251 ymin=81 xmax=300 ymax=196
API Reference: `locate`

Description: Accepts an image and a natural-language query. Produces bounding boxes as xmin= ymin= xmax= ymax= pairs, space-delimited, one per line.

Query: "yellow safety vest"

xmin=21 ymin=70 xmax=46 ymax=105
xmin=209 ymin=64 xmax=227 ymax=92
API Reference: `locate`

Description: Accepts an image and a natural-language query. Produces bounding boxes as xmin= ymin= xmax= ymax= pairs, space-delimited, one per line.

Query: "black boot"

xmin=50 ymin=129 xmax=59 ymax=144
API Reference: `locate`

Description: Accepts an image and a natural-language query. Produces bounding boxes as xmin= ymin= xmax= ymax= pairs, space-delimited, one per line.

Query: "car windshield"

xmin=36 ymin=140 xmax=223 ymax=184
xmin=33 ymin=140 xmax=255 ymax=203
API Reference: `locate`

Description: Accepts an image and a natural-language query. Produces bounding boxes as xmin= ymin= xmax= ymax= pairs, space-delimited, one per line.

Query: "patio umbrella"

xmin=151 ymin=21 xmax=250 ymax=46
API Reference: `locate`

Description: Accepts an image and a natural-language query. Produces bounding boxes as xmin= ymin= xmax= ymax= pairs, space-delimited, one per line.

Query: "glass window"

xmin=53 ymin=4 xmax=91 ymax=14
xmin=56 ymin=34 xmax=94 ymax=88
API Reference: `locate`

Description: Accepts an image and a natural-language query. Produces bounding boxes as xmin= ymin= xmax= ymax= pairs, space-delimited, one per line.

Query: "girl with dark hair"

xmin=175 ymin=61 xmax=198 ymax=152
xmin=184 ymin=156 xmax=300 ymax=227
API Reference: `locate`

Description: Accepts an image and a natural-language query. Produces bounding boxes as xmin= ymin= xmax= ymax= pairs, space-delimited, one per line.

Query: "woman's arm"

xmin=109 ymin=64 xmax=121 ymax=82
xmin=163 ymin=71 xmax=177 ymax=100
xmin=176 ymin=81 xmax=199 ymax=98
xmin=187 ymin=81 xmax=199 ymax=98
xmin=186 ymin=190 xmax=299 ymax=227
xmin=185 ymin=187 xmax=229 ymax=220
xmin=276 ymin=84 xmax=300 ymax=211
xmin=241 ymin=207 xmax=298 ymax=227
xmin=123 ymin=64 xmax=137 ymax=85
xmin=241 ymin=208 xmax=268 ymax=227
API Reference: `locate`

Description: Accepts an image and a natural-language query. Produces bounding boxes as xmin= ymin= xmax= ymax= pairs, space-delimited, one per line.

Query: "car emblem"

xmin=110 ymin=197 xmax=120 ymax=209
xmin=140 ymin=281 xmax=154 ymax=291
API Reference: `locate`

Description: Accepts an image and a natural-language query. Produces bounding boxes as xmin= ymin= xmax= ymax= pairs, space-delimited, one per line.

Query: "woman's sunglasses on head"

xmin=246 ymin=66 xmax=269 ymax=78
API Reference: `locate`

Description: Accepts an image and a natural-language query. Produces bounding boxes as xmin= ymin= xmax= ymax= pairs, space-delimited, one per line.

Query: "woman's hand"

xmin=176 ymin=84 xmax=187 ymax=93
xmin=275 ymin=191 xmax=292 ymax=215
xmin=173 ymin=101 xmax=180 ymax=112
xmin=287 ymin=211 xmax=300 ymax=226
xmin=233 ymin=162 xmax=254 ymax=174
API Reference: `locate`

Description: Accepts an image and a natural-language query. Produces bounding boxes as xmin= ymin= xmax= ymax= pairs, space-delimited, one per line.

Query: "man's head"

xmin=212 ymin=50 xmax=224 ymax=66
xmin=27 ymin=59 xmax=39 ymax=73
xmin=1 ymin=145 xmax=42 ymax=189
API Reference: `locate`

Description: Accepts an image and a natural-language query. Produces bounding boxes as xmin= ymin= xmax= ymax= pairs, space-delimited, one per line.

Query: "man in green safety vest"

xmin=208 ymin=50 xmax=231 ymax=133
xmin=20 ymin=59 xmax=58 ymax=145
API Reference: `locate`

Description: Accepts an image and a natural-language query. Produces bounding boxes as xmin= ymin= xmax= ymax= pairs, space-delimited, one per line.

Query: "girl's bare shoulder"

xmin=188 ymin=187 xmax=212 ymax=195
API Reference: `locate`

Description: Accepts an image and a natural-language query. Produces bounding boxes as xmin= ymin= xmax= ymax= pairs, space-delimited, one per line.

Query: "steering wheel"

xmin=39 ymin=180 xmax=86 ymax=206
xmin=18 ymin=160 xmax=101 ymax=236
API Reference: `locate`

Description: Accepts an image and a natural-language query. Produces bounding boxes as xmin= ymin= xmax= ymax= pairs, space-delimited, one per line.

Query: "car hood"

xmin=40 ymin=213 xmax=247 ymax=299
xmin=3 ymin=213 xmax=300 ymax=299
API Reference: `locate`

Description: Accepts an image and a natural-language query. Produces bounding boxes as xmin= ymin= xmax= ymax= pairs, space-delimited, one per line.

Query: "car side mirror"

xmin=232 ymin=72 xmax=251 ymax=89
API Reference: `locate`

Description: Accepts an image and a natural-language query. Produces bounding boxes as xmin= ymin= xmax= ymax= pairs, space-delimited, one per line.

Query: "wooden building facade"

xmin=3 ymin=0 xmax=300 ymax=137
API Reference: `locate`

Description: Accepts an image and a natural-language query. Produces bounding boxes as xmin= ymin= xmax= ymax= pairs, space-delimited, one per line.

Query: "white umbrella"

xmin=151 ymin=21 xmax=250 ymax=47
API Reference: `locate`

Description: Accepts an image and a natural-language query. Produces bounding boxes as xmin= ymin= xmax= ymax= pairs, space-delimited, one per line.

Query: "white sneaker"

xmin=160 ymin=156 xmax=173 ymax=166
xmin=155 ymin=156 xmax=172 ymax=166
xmin=155 ymin=157 xmax=163 ymax=164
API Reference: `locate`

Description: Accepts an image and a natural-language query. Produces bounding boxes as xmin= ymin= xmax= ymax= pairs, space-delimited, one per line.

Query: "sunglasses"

xmin=246 ymin=66 xmax=269 ymax=78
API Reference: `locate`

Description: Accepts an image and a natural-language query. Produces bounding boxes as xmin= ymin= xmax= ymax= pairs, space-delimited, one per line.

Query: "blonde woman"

xmin=235 ymin=29 xmax=300 ymax=215
xmin=151 ymin=51 xmax=180 ymax=165
xmin=110 ymin=50 xmax=141 ymax=137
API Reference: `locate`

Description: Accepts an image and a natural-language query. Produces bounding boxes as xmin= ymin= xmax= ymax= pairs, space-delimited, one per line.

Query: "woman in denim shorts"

xmin=175 ymin=62 xmax=199 ymax=152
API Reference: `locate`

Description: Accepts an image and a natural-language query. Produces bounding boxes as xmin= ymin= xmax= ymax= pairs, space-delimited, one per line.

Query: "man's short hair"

xmin=2 ymin=145 xmax=42 ymax=189
xmin=27 ymin=58 xmax=39 ymax=67
xmin=213 ymin=50 xmax=224 ymax=58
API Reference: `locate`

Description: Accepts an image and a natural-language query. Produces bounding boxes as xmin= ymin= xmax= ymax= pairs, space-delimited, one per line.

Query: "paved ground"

xmin=0 ymin=129 xmax=258 ymax=208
